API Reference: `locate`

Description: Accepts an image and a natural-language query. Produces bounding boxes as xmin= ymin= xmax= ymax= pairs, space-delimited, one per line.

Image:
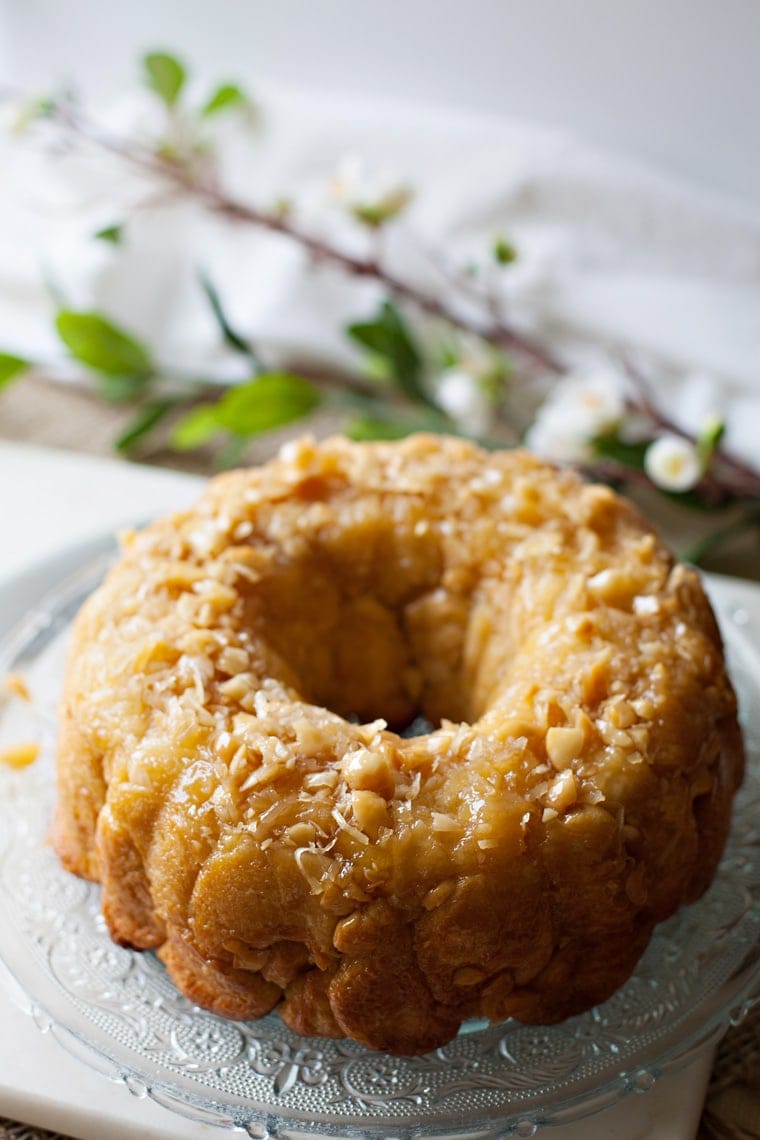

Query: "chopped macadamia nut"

xmin=546 ymin=769 xmax=578 ymax=811
xmin=0 ymin=742 xmax=39 ymax=769
xmin=349 ymin=789 xmax=388 ymax=836
xmin=4 ymin=673 xmax=30 ymax=702
xmin=546 ymin=725 xmax=584 ymax=770
xmin=342 ymin=747 xmax=395 ymax=797
xmin=217 ymin=646 xmax=250 ymax=676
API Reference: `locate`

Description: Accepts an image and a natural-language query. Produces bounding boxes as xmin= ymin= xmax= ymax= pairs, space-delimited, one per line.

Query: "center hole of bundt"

xmin=245 ymin=545 xmax=470 ymax=732
xmin=262 ymin=587 xmax=437 ymax=731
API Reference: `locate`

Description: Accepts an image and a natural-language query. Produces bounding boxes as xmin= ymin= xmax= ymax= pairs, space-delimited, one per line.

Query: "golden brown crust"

xmin=53 ymin=435 xmax=744 ymax=1053
xmin=50 ymin=708 xmax=107 ymax=881
xmin=158 ymin=927 xmax=281 ymax=1019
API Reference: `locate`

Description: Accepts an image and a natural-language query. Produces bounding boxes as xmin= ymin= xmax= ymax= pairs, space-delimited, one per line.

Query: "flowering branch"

xmin=42 ymin=97 xmax=563 ymax=377
xmin=2 ymin=52 xmax=759 ymax=565
xmin=621 ymin=361 xmax=760 ymax=504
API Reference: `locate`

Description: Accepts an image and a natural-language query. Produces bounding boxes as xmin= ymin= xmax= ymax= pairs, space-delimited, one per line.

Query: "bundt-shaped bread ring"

xmin=53 ymin=435 xmax=744 ymax=1054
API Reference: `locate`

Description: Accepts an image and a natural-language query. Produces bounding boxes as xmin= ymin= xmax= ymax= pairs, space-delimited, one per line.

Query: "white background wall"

xmin=0 ymin=0 xmax=758 ymax=207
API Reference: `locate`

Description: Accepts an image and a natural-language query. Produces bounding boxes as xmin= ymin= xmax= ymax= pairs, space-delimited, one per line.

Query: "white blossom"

xmin=524 ymin=370 xmax=625 ymax=462
xmin=644 ymin=434 xmax=703 ymax=491
xmin=330 ymin=153 xmax=412 ymax=225
xmin=435 ymin=368 xmax=493 ymax=437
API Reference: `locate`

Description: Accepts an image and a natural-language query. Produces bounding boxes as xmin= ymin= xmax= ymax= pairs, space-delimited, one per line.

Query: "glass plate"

xmin=0 ymin=548 xmax=758 ymax=1140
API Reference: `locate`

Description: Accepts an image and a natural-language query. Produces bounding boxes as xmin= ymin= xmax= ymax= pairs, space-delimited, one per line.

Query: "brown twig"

xmin=187 ymin=183 xmax=564 ymax=374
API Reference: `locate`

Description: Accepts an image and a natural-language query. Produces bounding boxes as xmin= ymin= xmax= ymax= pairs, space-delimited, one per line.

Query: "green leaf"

xmin=171 ymin=403 xmax=224 ymax=450
xmin=493 ymin=236 xmax=518 ymax=266
xmin=199 ymin=273 xmax=261 ymax=365
xmin=345 ymin=405 xmax=454 ymax=442
xmin=347 ymin=302 xmax=431 ymax=408
xmin=172 ymin=373 xmax=321 ymax=449
xmin=363 ymin=352 xmax=395 ymax=383
xmin=216 ymin=435 xmax=249 ymax=470
xmin=346 ymin=415 xmax=423 ymax=442
xmin=94 ymin=223 xmax=124 ymax=245
xmin=95 ymin=372 xmax=152 ymax=404
xmin=438 ymin=344 xmax=460 ymax=370
xmin=115 ymin=400 xmax=174 ymax=454
xmin=55 ymin=311 xmax=152 ymax=376
xmin=273 ymin=196 xmax=293 ymax=220
xmin=12 ymin=95 xmax=56 ymax=133
xmin=477 ymin=351 xmax=512 ymax=402
xmin=351 ymin=188 xmax=412 ymax=227
xmin=662 ymin=487 xmax=716 ymax=512
xmin=682 ymin=508 xmax=760 ymax=566
xmin=0 ymin=352 xmax=31 ymax=391
xmin=201 ymin=83 xmax=250 ymax=117
xmin=215 ymin=373 xmax=321 ymax=435
xmin=697 ymin=414 xmax=726 ymax=467
xmin=143 ymin=52 xmax=186 ymax=108
xmin=592 ymin=432 xmax=649 ymax=470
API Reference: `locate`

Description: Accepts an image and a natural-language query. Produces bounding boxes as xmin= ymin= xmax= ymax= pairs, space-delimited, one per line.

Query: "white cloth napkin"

xmin=1 ymin=81 xmax=759 ymax=461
